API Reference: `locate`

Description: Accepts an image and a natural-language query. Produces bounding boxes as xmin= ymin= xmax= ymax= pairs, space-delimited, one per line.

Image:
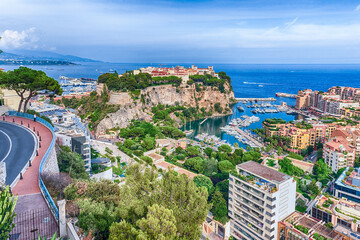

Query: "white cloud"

xmin=355 ymin=4 xmax=360 ymax=11
xmin=285 ymin=17 xmax=298 ymax=28
xmin=0 ymin=28 xmax=38 ymax=50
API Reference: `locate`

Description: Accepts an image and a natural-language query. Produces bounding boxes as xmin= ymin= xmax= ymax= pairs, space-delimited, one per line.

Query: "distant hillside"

xmin=0 ymin=50 xmax=100 ymax=63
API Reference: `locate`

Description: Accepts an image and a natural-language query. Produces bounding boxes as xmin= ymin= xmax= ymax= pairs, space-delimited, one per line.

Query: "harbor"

xmin=59 ymin=76 xmax=97 ymax=94
xmin=181 ymin=97 xmax=303 ymax=149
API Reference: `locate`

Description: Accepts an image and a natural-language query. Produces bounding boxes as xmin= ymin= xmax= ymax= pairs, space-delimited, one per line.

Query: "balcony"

xmin=238 ymin=183 xmax=265 ymax=199
xmin=235 ymin=198 xmax=264 ymax=216
xmin=235 ymin=188 xmax=264 ymax=206
xmin=266 ymin=196 xmax=276 ymax=202
xmin=235 ymin=204 xmax=264 ymax=222
xmin=234 ymin=215 xmax=264 ymax=237
xmin=265 ymin=219 xmax=275 ymax=225
xmin=266 ymin=211 xmax=275 ymax=218
xmin=236 ymin=198 xmax=264 ymax=214
xmin=266 ymin=204 xmax=276 ymax=210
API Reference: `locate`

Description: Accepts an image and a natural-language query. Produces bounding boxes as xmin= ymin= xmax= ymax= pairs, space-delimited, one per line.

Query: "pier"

xmin=275 ymin=92 xmax=297 ymax=98
xmin=200 ymin=118 xmax=208 ymax=125
xmin=233 ymin=127 xmax=263 ymax=148
xmin=236 ymin=97 xmax=276 ymax=102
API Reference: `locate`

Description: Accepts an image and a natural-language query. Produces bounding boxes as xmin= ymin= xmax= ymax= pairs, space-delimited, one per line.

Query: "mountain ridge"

xmin=0 ymin=50 xmax=100 ymax=63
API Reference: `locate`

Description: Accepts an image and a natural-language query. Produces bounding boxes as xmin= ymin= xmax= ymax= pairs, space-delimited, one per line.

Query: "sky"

xmin=1 ymin=0 xmax=360 ymax=63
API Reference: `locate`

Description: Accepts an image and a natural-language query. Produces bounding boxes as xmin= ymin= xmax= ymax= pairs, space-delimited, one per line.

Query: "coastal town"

xmin=2 ymin=1 xmax=360 ymax=240
xmin=1 ymin=65 xmax=360 ymax=240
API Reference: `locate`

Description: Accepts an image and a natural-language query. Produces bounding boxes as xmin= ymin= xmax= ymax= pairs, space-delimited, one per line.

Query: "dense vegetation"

xmin=165 ymin=144 xmax=261 ymax=223
xmin=0 ymin=187 xmax=17 ymax=239
xmin=115 ymin=120 xmax=184 ymax=157
xmin=188 ymin=71 xmax=232 ymax=93
xmin=151 ymin=104 xmax=213 ymax=125
xmin=57 ymin=145 xmax=90 ymax=180
xmin=98 ymin=72 xmax=182 ymax=92
xmin=56 ymin=90 xmax=120 ymax=130
xmin=64 ymin=164 xmax=209 ymax=240
xmin=263 ymin=118 xmax=286 ymax=125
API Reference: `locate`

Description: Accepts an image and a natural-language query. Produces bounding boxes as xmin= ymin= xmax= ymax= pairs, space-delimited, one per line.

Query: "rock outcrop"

xmin=96 ymin=83 xmax=235 ymax=136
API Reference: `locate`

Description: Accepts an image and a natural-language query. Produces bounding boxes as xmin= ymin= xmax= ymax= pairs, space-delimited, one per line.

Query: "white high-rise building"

xmin=228 ymin=161 xmax=296 ymax=240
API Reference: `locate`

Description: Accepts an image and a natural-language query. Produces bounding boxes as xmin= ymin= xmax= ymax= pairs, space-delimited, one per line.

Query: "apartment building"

xmin=340 ymin=108 xmax=360 ymax=118
xmin=328 ymin=86 xmax=360 ymax=101
xmin=296 ymin=87 xmax=360 ymax=116
xmin=332 ymin=127 xmax=360 ymax=157
xmin=324 ymin=138 xmax=356 ymax=172
xmin=311 ymin=195 xmax=360 ymax=239
xmin=30 ymin=103 xmax=92 ymax=173
xmin=262 ymin=118 xmax=286 ymax=137
xmin=265 ymin=120 xmax=336 ymax=150
xmin=228 ymin=161 xmax=296 ymax=240
xmin=334 ymin=167 xmax=360 ymax=204
xmin=278 ymin=212 xmax=346 ymax=240
xmin=295 ymin=89 xmax=312 ymax=110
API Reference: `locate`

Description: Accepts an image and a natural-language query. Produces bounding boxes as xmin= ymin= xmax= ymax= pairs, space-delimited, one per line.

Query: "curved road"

xmin=0 ymin=121 xmax=36 ymax=185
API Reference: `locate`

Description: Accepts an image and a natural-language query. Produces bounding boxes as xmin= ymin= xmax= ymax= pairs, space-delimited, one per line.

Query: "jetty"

xmin=236 ymin=97 xmax=276 ymax=102
xmin=233 ymin=127 xmax=263 ymax=148
xmin=200 ymin=118 xmax=208 ymax=125
xmin=275 ymin=92 xmax=297 ymax=98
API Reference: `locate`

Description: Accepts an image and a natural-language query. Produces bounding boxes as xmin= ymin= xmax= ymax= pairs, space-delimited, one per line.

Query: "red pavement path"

xmin=3 ymin=116 xmax=53 ymax=196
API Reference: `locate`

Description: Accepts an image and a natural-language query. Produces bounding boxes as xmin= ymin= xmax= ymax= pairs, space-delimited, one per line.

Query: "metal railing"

xmin=8 ymin=111 xmax=59 ymax=221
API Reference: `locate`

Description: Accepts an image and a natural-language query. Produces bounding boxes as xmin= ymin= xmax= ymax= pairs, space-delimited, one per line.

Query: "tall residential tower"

xmin=228 ymin=161 xmax=296 ymax=240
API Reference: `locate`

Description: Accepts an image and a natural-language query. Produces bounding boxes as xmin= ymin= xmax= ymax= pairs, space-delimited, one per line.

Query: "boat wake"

xmin=243 ymin=81 xmax=279 ymax=85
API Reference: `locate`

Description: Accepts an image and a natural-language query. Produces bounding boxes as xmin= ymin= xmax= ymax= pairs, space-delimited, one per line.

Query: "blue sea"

xmin=2 ymin=63 xmax=360 ymax=147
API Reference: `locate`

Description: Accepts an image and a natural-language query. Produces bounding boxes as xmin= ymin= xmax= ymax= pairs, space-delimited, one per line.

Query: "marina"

xmin=59 ymin=76 xmax=97 ymax=94
xmin=195 ymin=133 xmax=230 ymax=147
xmin=182 ymin=98 xmax=302 ymax=149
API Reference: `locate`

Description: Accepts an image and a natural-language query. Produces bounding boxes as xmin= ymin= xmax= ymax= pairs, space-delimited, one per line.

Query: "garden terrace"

xmin=263 ymin=118 xmax=286 ymax=125
xmin=336 ymin=167 xmax=360 ymax=191
xmin=282 ymin=212 xmax=343 ymax=240
xmin=233 ymin=161 xmax=292 ymax=194
xmin=316 ymin=195 xmax=337 ymax=211
xmin=334 ymin=198 xmax=360 ymax=222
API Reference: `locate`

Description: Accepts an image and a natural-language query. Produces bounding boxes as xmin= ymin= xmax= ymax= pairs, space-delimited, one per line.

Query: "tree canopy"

xmin=97 ymin=72 xmax=182 ymax=92
xmin=0 ymin=67 xmax=62 ymax=112
xmin=0 ymin=186 xmax=17 ymax=239
xmin=279 ymin=157 xmax=304 ymax=177
xmin=65 ymin=164 xmax=209 ymax=240
xmin=57 ymin=146 xmax=90 ymax=180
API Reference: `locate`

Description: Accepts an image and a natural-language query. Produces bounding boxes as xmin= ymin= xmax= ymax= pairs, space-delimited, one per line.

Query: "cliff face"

xmin=96 ymin=83 xmax=235 ymax=136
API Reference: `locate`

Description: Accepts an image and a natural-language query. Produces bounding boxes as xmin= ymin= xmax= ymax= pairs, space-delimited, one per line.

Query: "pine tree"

xmin=0 ymin=186 xmax=17 ymax=239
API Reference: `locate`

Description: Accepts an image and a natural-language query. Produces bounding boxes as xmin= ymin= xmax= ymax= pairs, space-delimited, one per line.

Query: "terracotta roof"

xmin=325 ymin=138 xmax=355 ymax=153
xmin=154 ymin=160 xmax=197 ymax=179
xmin=147 ymin=152 xmax=164 ymax=161
xmin=332 ymin=129 xmax=350 ymax=138
xmin=238 ymin=161 xmax=291 ymax=183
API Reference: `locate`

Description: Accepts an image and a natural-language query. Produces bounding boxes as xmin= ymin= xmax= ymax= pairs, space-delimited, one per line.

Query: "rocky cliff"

xmin=96 ymin=83 xmax=235 ymax=136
